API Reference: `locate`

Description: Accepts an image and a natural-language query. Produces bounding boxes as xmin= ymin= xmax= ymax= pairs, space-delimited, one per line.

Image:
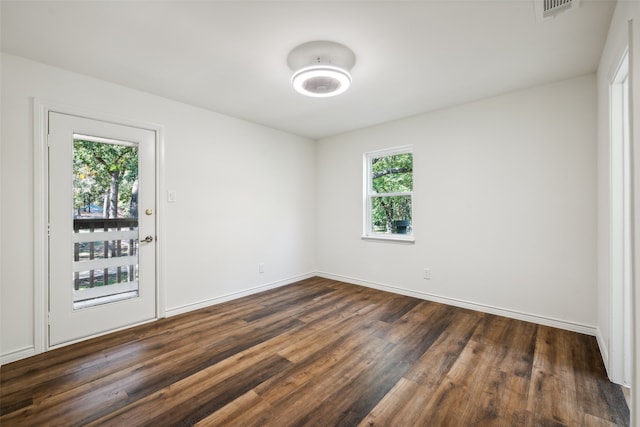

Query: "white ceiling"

xmin=1 ymin=1 xmax=616 ymax=139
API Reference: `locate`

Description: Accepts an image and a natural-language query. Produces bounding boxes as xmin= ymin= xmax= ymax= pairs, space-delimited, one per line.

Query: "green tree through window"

xmin=365 ymin=147 xmax=413 ymax=237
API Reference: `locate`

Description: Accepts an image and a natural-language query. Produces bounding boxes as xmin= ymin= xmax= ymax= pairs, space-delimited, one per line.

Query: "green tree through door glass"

xmin=72 ymin=138 xmax=140 ymax=308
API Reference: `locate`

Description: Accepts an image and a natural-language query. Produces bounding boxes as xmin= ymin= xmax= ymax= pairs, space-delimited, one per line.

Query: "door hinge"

xmin=48 ymin=312 xmax=51 ymax=325
xmin=47 ymin=223 xmax=51 ymax=236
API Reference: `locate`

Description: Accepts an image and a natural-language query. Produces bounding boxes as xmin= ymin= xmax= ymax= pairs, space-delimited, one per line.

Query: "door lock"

xmin=141 ymin=235 xmax=154 ymax=243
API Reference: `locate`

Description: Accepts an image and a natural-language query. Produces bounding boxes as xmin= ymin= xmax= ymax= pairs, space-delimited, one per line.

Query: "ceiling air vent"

xmin=535 ymin=0 xmax=580 ymax=21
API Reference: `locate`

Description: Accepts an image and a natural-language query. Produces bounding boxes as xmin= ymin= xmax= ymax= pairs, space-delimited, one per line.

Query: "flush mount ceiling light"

xmin=287 ymin=41 xmax=356 ymax=98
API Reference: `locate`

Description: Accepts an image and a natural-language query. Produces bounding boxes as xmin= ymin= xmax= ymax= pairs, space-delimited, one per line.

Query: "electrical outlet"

xmin=423 ymin=268 xmax=431 ymax=280
xmin=259 ymin=263 xmax=265 ymax=274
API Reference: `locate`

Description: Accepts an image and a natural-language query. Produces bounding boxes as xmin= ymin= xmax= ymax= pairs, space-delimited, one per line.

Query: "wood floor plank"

xmin=413 ymin=337 xmax=492 ymax=425
xmin=258 ymin=318 xmax=389 ymax=403
xmin=469 ymin=319 xmax=537 ymax=425
xmin=403 ymin=307 xmax=482 ymax=386
xmin=194 ymin=390 xmax=271 ymax=427
xmin=0 ymin=277 xmax=629 ymax=426
xmin=360 ymin=310 xmax=482 ymax=426
xmin=88 ymin=354 xmax=292 ymax=426
xmin=250 ymin=338 xmax=395 ymax=426
xmin=357 ymin=377 xmax=427 ymax=427
xmin=526 ymin=326 xmax=581 ymax=426
xmin=0 ymin=303 xmax=258 ymax=408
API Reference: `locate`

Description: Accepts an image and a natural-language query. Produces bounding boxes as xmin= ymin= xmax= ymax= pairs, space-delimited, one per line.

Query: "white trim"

xmin=73 ymin=133 xmax=138 ymax=147
xmin=366 ymin=145 xmax=414 ymax=158
xmin=33 ymin=99 xmax=48 ymax=356
xmin=73 ymin=229 xmax=138 ymax=242
xmin=74 ymin=280 xmax=139 ymax=302
xmin=627 ymin=18 xmax=638 ymax=427
xmin=165 ymin=273 xmax=315 ymax=317
xmin=0 ymin=346 xmax=37 ymax=366
xmin=361 ymin=235 xmax=415 ymax=244
xmin=74 ymin=255 xmax=137 ymax=272
xmin=317 ymin=272 xmax=598 ymax=336
xmin=371 ymin=191 xmax=412 ymax=198
xmin=608 ymin=47 xmax=632 ymax=386
xmin=74 ymin=291 xmax=139 ymax=310
xmin=155 ymin=121 xmax=166 ymax=320
xmin=33 ymin=98 xmax=165 ymax=355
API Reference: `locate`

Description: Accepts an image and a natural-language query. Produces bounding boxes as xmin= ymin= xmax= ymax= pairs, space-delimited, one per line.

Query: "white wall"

xmin=0 ymin=53 xmax=316 ymax=362
xmin=317 ymin=75 xmax=598 ymax=332
xmin=596 ymin=0 xmax=640 ymax=421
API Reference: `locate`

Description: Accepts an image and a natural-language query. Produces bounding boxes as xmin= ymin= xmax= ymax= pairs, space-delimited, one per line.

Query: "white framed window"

xmin=363 ymin=146 xmax=414 ymax=242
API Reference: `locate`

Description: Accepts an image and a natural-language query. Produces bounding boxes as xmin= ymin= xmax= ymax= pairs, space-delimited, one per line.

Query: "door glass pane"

xmin=72 ymin=136 xmax=139 ymax=309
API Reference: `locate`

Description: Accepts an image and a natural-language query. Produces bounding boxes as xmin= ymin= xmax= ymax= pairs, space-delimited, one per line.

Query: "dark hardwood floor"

xmin=0 ymin=277 xmax=629 ymax=426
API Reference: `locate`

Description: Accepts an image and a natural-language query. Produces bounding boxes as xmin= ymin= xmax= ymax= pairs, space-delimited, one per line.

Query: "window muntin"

xmin=364 ymin=147 xmax=413 ymax=240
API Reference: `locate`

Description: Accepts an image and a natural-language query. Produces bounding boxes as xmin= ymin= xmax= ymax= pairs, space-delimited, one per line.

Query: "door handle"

xmin=141 ymin=235 xmax=154 ymax=243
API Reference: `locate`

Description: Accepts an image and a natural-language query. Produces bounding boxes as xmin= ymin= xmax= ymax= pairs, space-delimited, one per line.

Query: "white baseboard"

xmin=317 ymin=272 xmax=598 ymax=336
xmin=164 ymin=272 xmax=316 ymax=317
xmin=1 ymin=345 xmax=36 ymax=366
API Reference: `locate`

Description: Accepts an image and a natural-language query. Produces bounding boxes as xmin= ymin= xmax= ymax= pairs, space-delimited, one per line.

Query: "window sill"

xmin=361 ymin=234 xmax=415 ymax=244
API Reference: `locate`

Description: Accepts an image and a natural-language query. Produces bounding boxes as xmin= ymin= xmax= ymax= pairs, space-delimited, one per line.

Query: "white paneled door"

xmin=48 ymin=112 xmax=157 ymax=347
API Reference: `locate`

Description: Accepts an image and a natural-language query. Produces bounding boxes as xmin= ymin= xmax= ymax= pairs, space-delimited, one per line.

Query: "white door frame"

xmin=33 ymin=99 xmax=165 ymax=353
xmin=629 ymin=17 xmax=639 ymax=427
xmin=608 ymin=20 xmax=639 ymax=427
xmin=609 ymin=48 xmax=632 ymax=387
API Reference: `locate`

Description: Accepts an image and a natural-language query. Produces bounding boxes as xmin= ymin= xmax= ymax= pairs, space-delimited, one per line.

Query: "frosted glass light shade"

xmin=291 ymin=65 xmax=352 ymax=98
